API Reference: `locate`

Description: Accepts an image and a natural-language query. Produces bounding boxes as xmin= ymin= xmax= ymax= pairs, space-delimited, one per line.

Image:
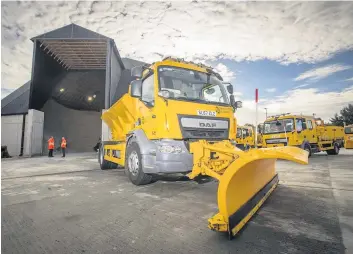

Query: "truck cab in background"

xmin=262 ymin=114 xmax=342 ymax=156
xmin=344 ymin=125 xmax=353 ymax=149
xmin=235 ymin=126 xmax=254 ymax=150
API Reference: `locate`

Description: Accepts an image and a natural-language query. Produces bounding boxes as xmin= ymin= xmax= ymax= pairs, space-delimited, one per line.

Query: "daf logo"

xmin=199 ymin=122 xmax=216 ymax=128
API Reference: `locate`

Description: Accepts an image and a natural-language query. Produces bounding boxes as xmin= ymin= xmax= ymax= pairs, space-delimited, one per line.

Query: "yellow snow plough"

xmin=99 ymin=57 xmax=308 ymax=238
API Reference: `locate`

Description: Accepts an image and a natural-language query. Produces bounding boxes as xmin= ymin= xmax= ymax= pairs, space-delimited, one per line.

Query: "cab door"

xmin=138 ymin=73 xmax=158 ymax=138
xmin=306 ymin=119 xmax=317 ymax=144
xmin=295 ymin=118 xmax=307 ymax=144
xmin=297 ymin=118 xmax=311 ymax=144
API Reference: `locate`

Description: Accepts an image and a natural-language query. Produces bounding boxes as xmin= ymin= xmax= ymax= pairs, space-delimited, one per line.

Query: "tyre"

xmin=99 ymin=143 xmax=118 ymax=170
xmin=326 ymin=143 xmax=339 ymax=155
xmin=303 ymin=143 xmax=312 ymax=157
xmin=125 ymin=142 xmax=152 ymax=185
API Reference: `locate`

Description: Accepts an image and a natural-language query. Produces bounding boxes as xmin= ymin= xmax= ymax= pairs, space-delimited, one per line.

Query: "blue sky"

xmin=1 ymin=1 xmax=353 ymax=124
xmin=213 ymin=49 xmax=353 ymax=100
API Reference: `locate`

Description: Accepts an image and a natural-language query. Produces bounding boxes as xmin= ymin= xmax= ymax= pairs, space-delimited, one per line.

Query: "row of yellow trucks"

xmin=236 ymin=114 xmax=348 ymax=156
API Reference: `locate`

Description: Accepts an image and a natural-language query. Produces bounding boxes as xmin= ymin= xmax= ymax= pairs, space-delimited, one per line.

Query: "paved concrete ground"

xmin=2 ymin=150 xmax=353 ymax=254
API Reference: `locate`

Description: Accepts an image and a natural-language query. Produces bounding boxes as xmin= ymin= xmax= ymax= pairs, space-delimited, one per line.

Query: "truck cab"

xmin=101 ymin=57 xmax=242 ymax=181
xmin=262 ymin=115 xmax=315 ymax=147
xmin=236 ymin=126 xmax=255 ymax=150
xmin=262 ymin=114 xmax=340 ymax=156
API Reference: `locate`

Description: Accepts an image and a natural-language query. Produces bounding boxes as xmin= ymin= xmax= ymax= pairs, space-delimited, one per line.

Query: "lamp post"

xmin=264 ymin=107 xmax=268 ymax=119
xmin=255 ymin=89 xmax=259 ymax=148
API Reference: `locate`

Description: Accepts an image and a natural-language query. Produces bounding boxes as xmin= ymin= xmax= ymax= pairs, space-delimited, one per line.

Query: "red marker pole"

xmin=255 ymin=88 xmax=259 ymax=148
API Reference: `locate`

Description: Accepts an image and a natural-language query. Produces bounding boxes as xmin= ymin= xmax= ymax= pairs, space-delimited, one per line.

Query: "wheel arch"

xmin=126 ymin=129 xmax=156 ymax=155
xmin=300 ymin=140 xmax=311 ymax=149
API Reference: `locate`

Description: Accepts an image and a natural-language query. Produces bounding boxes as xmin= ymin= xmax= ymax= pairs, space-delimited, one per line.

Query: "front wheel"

xmin=326 ymin=143 xmax=339 ymax=155
xmin=303 ymin=143 xmax=312 ymax=157
xmin=125 ymin=142 xmax=152 ymax=185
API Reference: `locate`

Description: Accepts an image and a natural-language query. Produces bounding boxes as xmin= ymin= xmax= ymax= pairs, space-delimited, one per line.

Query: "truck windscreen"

xmin=158 ymin=66 xmax=230 ymax=105
xmin=345 ymin=126 xmax=353 ymax=134
xmin=264 ymin=119 xmax=294 ymax=134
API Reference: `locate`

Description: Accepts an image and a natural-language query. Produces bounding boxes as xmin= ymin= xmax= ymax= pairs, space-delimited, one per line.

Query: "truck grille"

xmin=178 ymin=114 xmax=229 ymax=140
xmin=182 ymin=129 xmax=228 ymax=139
xmin=266 ymin=138 xmax=288 ymax=144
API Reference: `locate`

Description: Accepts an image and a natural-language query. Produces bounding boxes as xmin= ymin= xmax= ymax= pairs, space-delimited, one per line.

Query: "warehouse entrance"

xmin=29 ymin=24 xmax=124 ymax=153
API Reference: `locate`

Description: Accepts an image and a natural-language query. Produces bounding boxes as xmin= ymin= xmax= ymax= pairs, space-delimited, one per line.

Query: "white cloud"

xmin=213 ymin=63 xmax=235 ymax=82
xmin=236 ymin=86 xmax=353 ymax=125
xmin=265 ymin=88 xmax=276 ymax=93
xmin=344 ymin=77 xmax=353 ymax=82
xmin=2 ymin=1 xmax=353 ymax=90
xmin=294 ymin=83 xmax=310 ymax=89
xmin=294 ymin=64 xmax=352 ymax=82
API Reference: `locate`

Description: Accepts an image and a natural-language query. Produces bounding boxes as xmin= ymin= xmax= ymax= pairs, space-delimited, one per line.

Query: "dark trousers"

xmin=48 ymin=149 xmax=53 ymax=157
xmin=62 ymin=148 xmax=66 ymax=157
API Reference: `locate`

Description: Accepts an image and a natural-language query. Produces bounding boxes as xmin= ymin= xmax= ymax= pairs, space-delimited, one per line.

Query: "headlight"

xmin=158 ymin=145 xmax=183 ymax=154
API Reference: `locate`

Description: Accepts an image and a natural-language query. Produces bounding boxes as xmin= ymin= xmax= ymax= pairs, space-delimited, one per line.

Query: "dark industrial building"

xmin=1 ymin=24 xmax=146 ymax=156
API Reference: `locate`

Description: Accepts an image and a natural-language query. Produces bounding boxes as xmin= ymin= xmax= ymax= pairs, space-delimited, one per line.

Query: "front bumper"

xmin=141 ymin=139 xmax=193 ymax=174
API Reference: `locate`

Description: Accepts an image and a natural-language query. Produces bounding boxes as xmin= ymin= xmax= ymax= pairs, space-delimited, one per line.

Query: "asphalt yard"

xmin=2 ymin=150 xmax=353 ymax=253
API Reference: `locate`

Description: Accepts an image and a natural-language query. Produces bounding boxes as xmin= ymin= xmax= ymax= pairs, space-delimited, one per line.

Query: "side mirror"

xmin=130 ymin=80 xmax=142 ymax=98
xmin=227 ymin=84 xmax=233 ymax=94
xmin=230 ymin=94 xmax=242 ymax=109
xmin=234 ymin=100 xmax=242 ymax=109
xmin=131 ymin=66 xmax=144 ymax=79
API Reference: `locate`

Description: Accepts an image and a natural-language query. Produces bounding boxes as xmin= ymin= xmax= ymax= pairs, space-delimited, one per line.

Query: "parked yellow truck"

xmin=236 ymin=125 xmax=263 ymax=149
xmin=236 ymin=125 xmax=255 ymax=149
xmin=99 ymin=57 xmax=308 ymax=238
xmin=262 ymin=114 xmax=343 ymax=156
xmin=344 ymin=124 xmax=353 ymax=149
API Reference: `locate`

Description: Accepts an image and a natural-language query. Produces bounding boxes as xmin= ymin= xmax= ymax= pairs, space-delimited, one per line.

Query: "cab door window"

xmin=307 ymin=120 xmax=313 ymax=130
xmin=296 ymin=119 xmax=303 ymax=132
xmin=141 ymin=74 xmax=155 ymax=106
xmin=301 ymin=118 xmax=307 ymax=130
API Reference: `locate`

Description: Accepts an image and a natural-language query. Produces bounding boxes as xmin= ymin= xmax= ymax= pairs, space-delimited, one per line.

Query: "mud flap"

xmin=206 ymin=146 xmax=308 ymax=238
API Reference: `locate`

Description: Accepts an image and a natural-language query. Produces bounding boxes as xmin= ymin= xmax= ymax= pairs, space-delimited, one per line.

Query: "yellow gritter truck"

xmin=262 ymin=114 xmax=343 ymax=156
xmin=344 ymin=124 xmax=353 ymax=149
xmin=235 ymin=125 xmax=255 ymax=149
xmin=99 ymin=57 xmax=308 ymax=238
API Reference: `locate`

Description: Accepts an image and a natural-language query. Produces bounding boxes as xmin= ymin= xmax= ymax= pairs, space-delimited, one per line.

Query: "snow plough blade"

xmin=188 ymin=141 xmax=309 ymax=238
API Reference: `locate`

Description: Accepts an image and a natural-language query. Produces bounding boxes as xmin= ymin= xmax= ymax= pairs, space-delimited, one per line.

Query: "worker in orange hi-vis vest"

xmin=61 ymin=137 xmax=67 ymax=158
xmin=48 ymin=136 xmax=55 ymax=157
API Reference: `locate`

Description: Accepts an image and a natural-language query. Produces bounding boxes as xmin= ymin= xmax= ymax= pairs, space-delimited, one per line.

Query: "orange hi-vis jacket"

xmin=48 ymin=138 xmax=55 ymax=150
xmin=61 ymin=138 xmax=67 ymax=148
